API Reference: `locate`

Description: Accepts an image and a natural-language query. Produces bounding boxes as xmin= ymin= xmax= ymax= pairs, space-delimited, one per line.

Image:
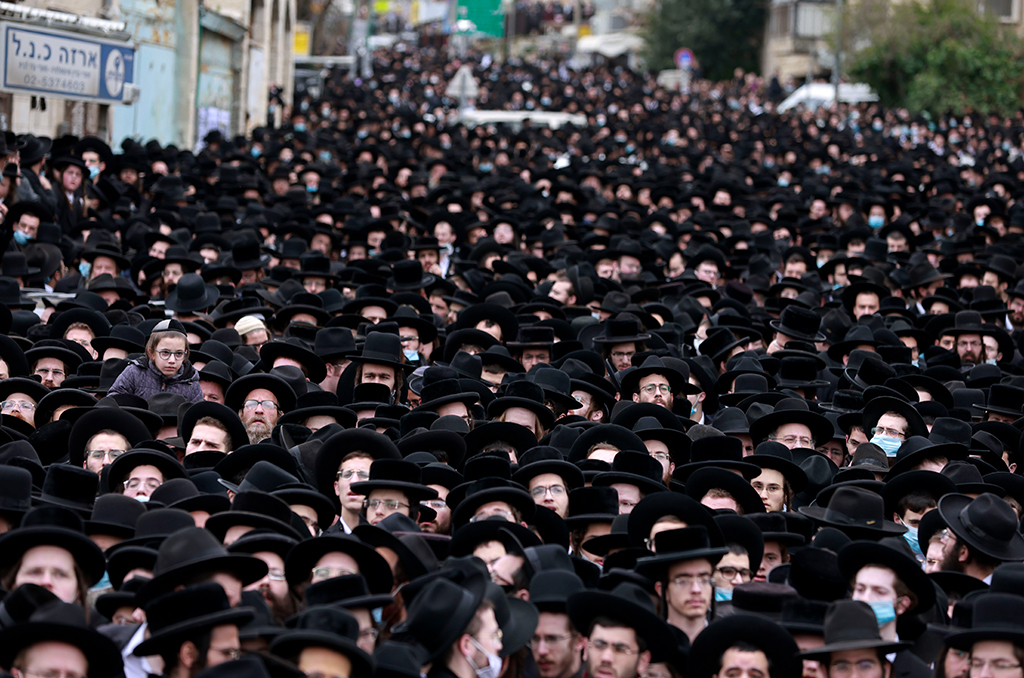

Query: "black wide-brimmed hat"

xmin=0 ymin=600 xmax=123 ymax=678
xmin=747 ymin=441 xmax=808 ymax=493
xmin=449 ymin=477 xmax=536 ymax=529
xmin=350 ymin=331 xmax=412 ymax=373
xmin=799 ymin=485 xmax=907 ymax=538
xmin=351 ymin=458 xmax=438 ymax=503
xmin=139 ymin=527 xmax=268 ymax=604
xmin=797 ymin=599 xmax=909 ymax=660
xmin=178 ymin=400 xmax=249 ymax=452
xmin=634 ymin=526 xmax=729 ymax=580
xmin=486 ymin=380 xmax=556 ymax=431
xmin=567 ymin=582 xmax=675 ymax=661
xmin=947 ymin=592 xmax=1024 ymax=649
xmin=747 ymin=398 xmax=834 ymax=448
xmin=591 ymin=317 xmax=651 ymax=345
xmin=836 ymin=540 xmax=935 ymax=613
xmin=259 ymin=337 xmax=327 ymax=384
xmin=689 ymin=613 xmax=799 ymax=678
xmin=627 ymin=492 xmax=723 ymax=548
xmin=769 ymin=305 xmax=825 ymax=342
xmin=165 ymin=272 xmax=220 ymax=313
xmin=682 ymin=466 xmax=766 ymax=515
xmin=224 ymin=372 xmax=297 ymax=413
xmin=313 ymin=428 xmax=402 ymax=509
xmin=105 ymin=448 xmax=188 ymax=493
xmin=0 ymin=505 xmax=106 ymax=585
xmin=862 ymin=396 xmax=928 ymax=439
xmin=285 ymin=534 xmax=393 ymax=592
xmin=135 ymin=581 xmax=255 ymax=656
xmin=592 ymin=451 xmax=667 ymax=497
xmin=271 ymin=605 xmax=374 ymax=677
xmin=391 ymin=577 xmax=486 ymax=663
xmin=938 ymin=492 xmax=1024 ymax=562
xmin=619 ymin=354 xmax=700 ymax=398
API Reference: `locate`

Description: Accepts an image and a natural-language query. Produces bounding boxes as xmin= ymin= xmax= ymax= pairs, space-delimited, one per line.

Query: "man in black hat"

xmin=934 ymin=493 xmax=1024 ymax=582
xmin=225 ymin=374 xmax=296 ymax=445
xmin=529 ymin=570 xmax=586 ymax=678
xmin=0 ymin=600 xmax=123 ymax=678
xmin=798 ymin=600 xmax=909 ymax=678
xmin=134 ymin=582 xmax=253 ymax=678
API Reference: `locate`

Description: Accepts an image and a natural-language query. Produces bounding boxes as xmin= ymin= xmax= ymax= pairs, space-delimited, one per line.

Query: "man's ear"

xmin=180 ymin=640 xmax=199 ymax=669
xmin=958 ymin=544 xmax=970 ymax=563
xmin=895 ymin=595 xmax=912 ymax=617
xmin=654 ymin=581 xmax=663 ymax=598
xmin=637 ymin=650 xmax=652 ymax=677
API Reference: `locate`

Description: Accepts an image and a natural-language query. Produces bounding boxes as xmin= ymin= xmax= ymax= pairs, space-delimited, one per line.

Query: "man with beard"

xmin=228 ymin=531 xmax=300 ymax=626
xmin=224 ymin=373 xmax=296 ymax=445
xmin=932 ymin=493 xmax=1024 ymax=582
xmin=946 ymin=311 xmax=991 ymax=367
xmin=529 ymin=570 xmax=587 ymax=678
xmin=134 ymin=582 xmax=253 ymax=678
xmin=1007 ymin=283 xmax=1024 ymax=331
xmin=0 ymin=377 xmax=48 ymax=431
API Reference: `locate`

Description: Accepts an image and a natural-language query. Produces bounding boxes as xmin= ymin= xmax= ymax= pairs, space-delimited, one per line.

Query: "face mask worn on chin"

xmin=88 ymin=166 xmax=100 ymax=180
xmin=403 ymin=349 xmax=420 ymax=361
xmin=867 ymin=599 xmax=896 ymax=627
xmin=12 ymin=230 xmax=31 ymax=246
xmin=715 ymin=587 xmax=733 ymax=602
xmin=870 ymin=434 xmax=901 ymax=457
xmin=467 ymin=638 xmax=502 ymax=678
xmin=79 ymin=261 xmax=92 ymax=278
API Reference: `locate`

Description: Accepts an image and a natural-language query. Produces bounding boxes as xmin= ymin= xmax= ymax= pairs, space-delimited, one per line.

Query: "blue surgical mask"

xmin=778 ymin=177 xmax=790 ymax=187
xmin=867 ymin=599 xmax=896 ymax=627
xmin=372 ymin=607 xmax=383 ymax=624
xmin=715 ymin=587 xmax=733 ymax=602
xmin=293 ymin=123 xmax=306 ymax=132
xmin=78 ymin=261 xmax=91 ymax=278
xmin=306 ymin=184 xmax=317 ymax=193
xmin=479 ymin=163 xmax=493 ymax=173
xmin=136 ymin=495 xmax=150 ymax=503
xmin=403 ymin=349 xmax=420 ymax=361
xmin=870 ymin=434 xmax=901 ymax=457
xmin=88 ymin=165 xmax=100 ymax=180
xmin=319 ymin=150 xmax=332 ymax=162
xmin=91 ymin=569 xmax=112 ymax=590
xmin=12 ymin=230 xmax=31 ymax=246
xmin=987 ymin=359 xmax=998 ymax=365
xmin=977 ymin=218 xmax=986 ymax=227
xmin=902 ymin=524 xmax=921 ymax=555
xmin=251 ymin=147 xmax=261 ymax=158
xmin=868 ymin=215 xmax=885 ymax=228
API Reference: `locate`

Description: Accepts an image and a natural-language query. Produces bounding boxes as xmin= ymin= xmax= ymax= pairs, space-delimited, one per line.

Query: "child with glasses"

xmin=107 ymin=319 xmax=203 ymax=402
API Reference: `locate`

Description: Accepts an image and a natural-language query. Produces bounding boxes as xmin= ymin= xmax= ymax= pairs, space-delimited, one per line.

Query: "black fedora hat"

xmin=391 ymin=577 xmax=485 ymax=663
xmin=313 ymin=428 xmax=402 ymax=510
xmin=148 ymin=477 xmax=231 ymax=516
xmin=278 ymin=390 xmax=356 ymax=429
xmin=682 ymin=466 xmax=766 ymax=515
xmin=512 ymin=446 xmax=585 ymax=491
xmin=592 ymin=451 xmax=667 ymax=497
xmin=34 ymin=464 xmax=98 ymax=515
xmin=204 ymin=490 xmax=307 ymax=542
xmin=619 ymin=355 xmax=700 ymax=398
xmin=387 ymin=259 xmax=436 ymax=291
xmin=350 ymin=331 xmax=410 ymax=373
xmin=938 ymin=492 xmax=1024 ymax=561
xmin=591 ymin=317 xmax=651 ymax=345
xmin=748 ymin=399 xmax=835 ymax=449
xmin=0 ymin=504 xmax=106 ymax=585
xmin=797 ymin=599 xmax=909 ymax=660
xmin=135 ymin=581 xmax=255 ymax=656
xmin=165 ymin=272 xmax=220 ymax=313
xmin=84 ymin=493 xmax=148 ymax=540
xmin=106 ymin=507 xmax=196 ymax=554
xmin=304 ymin=572 xmax=394 ymax=611
xmin=350 ymin=458 xmax=438 ymax=502
xmin=562 ymin=485 xmax=619 ymax=530
xmin=567 ymin=582 xmax=675 ymax=661
xmin=105 ymin=448 xmax=188 ymax=493
xmin=352 ymin=512 xmax=439 ymax=580
xmin=285 ymin=534 xmax=393 ymax=592
xmin=769 ymin=305 xmax=826 ymax=342
xmin=688 ymin=613 xmax=799 ymax=678
xmin=947 ymin=593 xmax=1024 ymax=649
xmin=259 ymin=337 xmax=327 ymax=384
xmin=862 ymin=396 xmax=928 ymax=440
xmin=486 ymin=381 xmax=556 ymax=431
xmin=224 ymin=372 xmax=297 ymax=413
xmin=270 ymin=605 xmax=374 ymax=676
xmin=627 ymin=492 xmax=723 ymax=549
xmin=799 ymin=485 xmax=907 ymax=538
xmin=139 ymin=526 xmax=268 ymax=604
xmin=747 ymin=441 xmax=808 ymax=493
xmin=0 ymin=600 xmax=123 ymax=678
xmin=634 ymin=525 xmax=729 ymax=580
xmin=178 ymin=400 xmax=249 ymax=453
xmin=672 ymin=436 xmax=761 ymax=481
xmin=449 ymin=477 xmax=536 ymax=528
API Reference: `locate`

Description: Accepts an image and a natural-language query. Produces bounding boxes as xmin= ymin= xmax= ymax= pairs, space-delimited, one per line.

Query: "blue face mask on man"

xmin=12 ymin=230 xmax=31 ymax=246
xmin=867 ymin=600 xmax=896 ymax=627
xmin=870 ymin=434 xmax=901 ymax=457
xmin=714 ymin=588 xmax=734 ymax=602
xmin=868 ymin=215 xmax=885 ymax=228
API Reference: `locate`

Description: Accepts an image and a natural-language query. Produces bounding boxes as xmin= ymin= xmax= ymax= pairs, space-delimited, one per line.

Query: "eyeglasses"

xmin=751 ymin=481 xmax=784 ymax=495
xmin=475 ymin=629 xmax=504 ymax=643
xmin=611 ymin=351 xmax=636 ymax=360
xmin=210 ymin=647 xmax=243 ymax=661
xmin=640 ymin=383 xmax=672 ymax=395
xmin=0 ymin=400 xmax=35 ymax=412
xmin=769 ymin=434 xmax=814 ymax=448
xmin=969 ymin=659 xmax=1022 ymax=674
xmin=421 ymin=499 xmax=447 ymax=510
xmin=871 ymin=426 xmax=906 ymax=440
xmin=33 ymin=368 xmax=65 ymax=378
xmin=531 ymin=633 xmax=573 ymax=647
xmin=312 ymin=566 xmax=356 ymax=581
xmin=588 ymin=638 xmax=640 ymax=656
xmin=267 ymin=569 xmax=286 ymax=581
xmin=337 ymin=469 xmax=370 ymax=481
xmin=530 ymin=484 xmax=566 ymax=498
xmin=669 ymin=573 xmax=714 ymax=588
xmin=243 ymin=399 xmax=279 ymax=411
xmin=716 ymin=566 xmax=753 ymax=582
xmin=470 ymin=509 xmax=515 ymax=523
xmin=124 ymin=478 xmax=162 ymax=492
xmin=360 ymin=627 xmax=380 ymax=640
xmin=399 ymin=335 xmax=419 ymax=343
xmin=651 ymin=452 xmax=672 ymax=464
xmin=830 ymin=659 xmax=882 ymax=676
xmin=87 ymin=449 xmax=126 ymax=461
xmin=156 ymin=350 xmax=187 ymax=360
xmin=366 ymin=499 xmax=409 ymax=511
xmin=957 ymin=339 xmax=983 ymax=349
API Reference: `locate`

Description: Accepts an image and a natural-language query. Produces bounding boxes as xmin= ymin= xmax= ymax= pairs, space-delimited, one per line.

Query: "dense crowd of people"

xmin=0 ymin=41 xmax=1023 ymax=678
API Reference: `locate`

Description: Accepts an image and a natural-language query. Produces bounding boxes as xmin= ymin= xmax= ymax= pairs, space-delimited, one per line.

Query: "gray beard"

xmin=246 ymin=421 xmax=272 ymax=444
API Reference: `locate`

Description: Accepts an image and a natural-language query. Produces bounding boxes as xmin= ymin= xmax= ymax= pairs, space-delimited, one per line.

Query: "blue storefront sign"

xmin=0 ymin=22 xmax=135 ymax=103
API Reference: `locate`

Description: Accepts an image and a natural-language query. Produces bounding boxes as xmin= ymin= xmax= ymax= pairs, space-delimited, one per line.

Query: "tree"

xmin=845 ymin=0 xmax=1024 ymax=115
xmin=642 ymin=0 xmax=767 ymax=81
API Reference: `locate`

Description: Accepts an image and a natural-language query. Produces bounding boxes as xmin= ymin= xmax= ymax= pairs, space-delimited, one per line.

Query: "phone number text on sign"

xmin=4 ymin=26 xmax=101 ymax=97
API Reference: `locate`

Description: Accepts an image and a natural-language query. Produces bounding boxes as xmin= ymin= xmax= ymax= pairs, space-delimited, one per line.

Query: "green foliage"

xmin=642 ymin=0 xmax=767 ymax=81
xmin=846 ymin=0 xmax=1024 ymax=115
